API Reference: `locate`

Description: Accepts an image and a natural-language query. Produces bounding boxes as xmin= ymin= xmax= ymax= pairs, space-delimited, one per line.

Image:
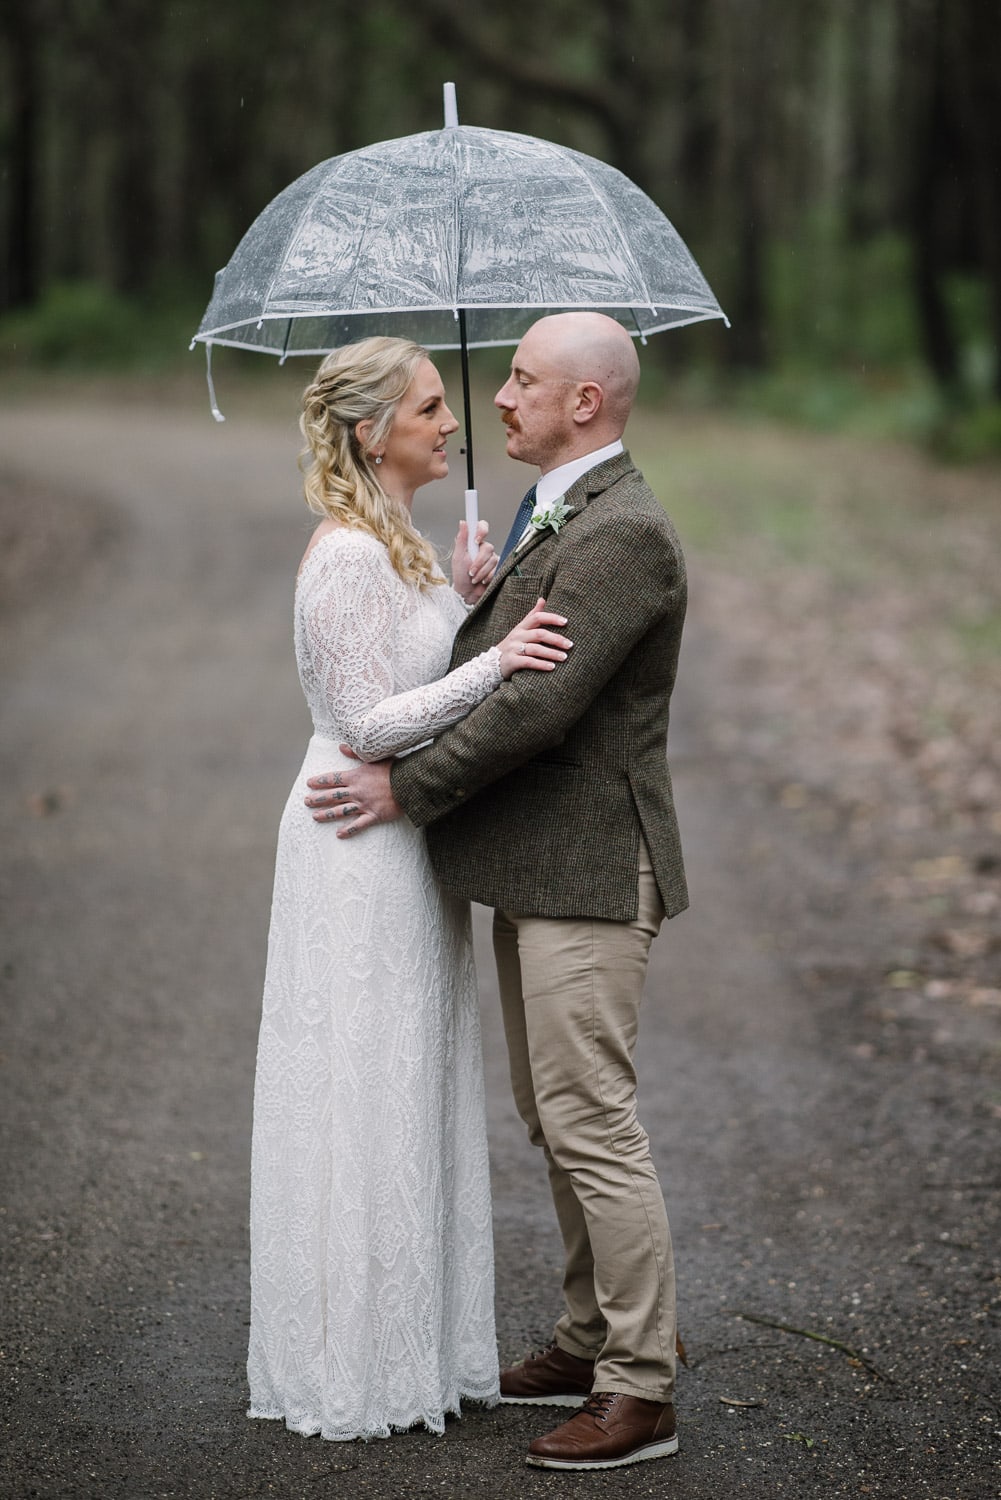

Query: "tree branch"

xmin=413 ymin=0 xmax=630 ymax=146
xmin=729 ymin=1310 xmax=893 ymax=1383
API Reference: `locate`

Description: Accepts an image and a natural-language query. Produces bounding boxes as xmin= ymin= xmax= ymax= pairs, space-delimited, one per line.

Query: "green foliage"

xmin=951 ymin=608 xmax=1001 ymax=662
xmin=768 ymin=231 xmax=922 ymax=370
xmin=748 ymin=229 xmax=1001 ymax=457
xmin=632 ymin=418 xmax=834 ymax=562
xmin=627 ymin=222 xmax=1001 ymax=458
xmin=930 ymin=401 xmax=1001 ymax=464
xmin=0 ymin=282 xmax=202 ymax=370
xmin=639 ymin=356 xmax=970 ymax=456
xmin=735 ymin=366 xmax=959 ymax=450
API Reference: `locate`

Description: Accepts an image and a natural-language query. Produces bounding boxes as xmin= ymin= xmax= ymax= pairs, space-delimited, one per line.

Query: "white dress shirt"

xmin=534 ymin=439 xmax=624 ymax=510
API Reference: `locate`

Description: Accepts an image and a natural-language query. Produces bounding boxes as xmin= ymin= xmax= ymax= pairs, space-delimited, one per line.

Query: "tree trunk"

xmin=846 ymin=0 xmax=876 ymax=242
xmin=720 ymin=0 xmax=770 ymax=371
xmin=946 ymin=0 xmax=1001 ymax=399
xmin=1 ymin=4 xmax=41 ymax=308
xmin=904 ymin=0 xmax=960 ymax=391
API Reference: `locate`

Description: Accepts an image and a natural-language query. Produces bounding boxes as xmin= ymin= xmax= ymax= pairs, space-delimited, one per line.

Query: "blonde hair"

xmin=299 ymin=336 xmax=443 ymax=589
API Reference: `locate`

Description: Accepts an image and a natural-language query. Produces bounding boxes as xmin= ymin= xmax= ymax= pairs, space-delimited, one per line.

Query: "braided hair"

xmin=299 ymin=337 xmax=443 ymax=589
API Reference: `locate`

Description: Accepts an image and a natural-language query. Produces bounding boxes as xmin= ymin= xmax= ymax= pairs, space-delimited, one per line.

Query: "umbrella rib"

xmin=260 ymin=150 xmax=387 ymax=319
xmin=559 ymin=151 xmax=659 ymax=313
xmin=448 ymin=129 xmax=462 ymax=312
xmin=264 ymin=138 xmax=456 ymax=324
xmin=258 ymin=162 xmax=335 ymax=317
xmin=340 ymin=164 xmax=397 ymax=313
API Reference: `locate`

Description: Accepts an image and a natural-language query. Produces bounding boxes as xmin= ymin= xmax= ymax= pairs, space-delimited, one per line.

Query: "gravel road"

xmin=1 ymin=387 xmax=997 ymax=1499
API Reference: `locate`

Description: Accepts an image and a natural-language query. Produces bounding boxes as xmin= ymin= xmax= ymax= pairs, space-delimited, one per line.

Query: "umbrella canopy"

xmin=193 ymin=122 xmax=726 ymax=360
xmin=193 ymin=85 xmax=725 ymax=537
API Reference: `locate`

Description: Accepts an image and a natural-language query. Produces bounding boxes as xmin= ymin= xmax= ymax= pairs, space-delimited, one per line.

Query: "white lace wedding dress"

xmin=248 ymin=528 xmax=503 ymax=1441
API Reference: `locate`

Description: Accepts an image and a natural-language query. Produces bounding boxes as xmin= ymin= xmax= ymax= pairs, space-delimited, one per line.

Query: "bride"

xmin=247 ymin=336 xmax=572 ymax=1442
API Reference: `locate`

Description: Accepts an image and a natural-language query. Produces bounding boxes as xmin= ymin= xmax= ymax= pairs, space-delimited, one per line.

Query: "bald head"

xmin=529 ymin=312 xmax=640 ymax=430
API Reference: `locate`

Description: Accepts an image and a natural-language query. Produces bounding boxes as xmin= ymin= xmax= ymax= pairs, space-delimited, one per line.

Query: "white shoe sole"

xmin=499 ymin=1393 xmax=587 ymax=1407
xmin=526 ymin=1434 xmax=680 ymax=1469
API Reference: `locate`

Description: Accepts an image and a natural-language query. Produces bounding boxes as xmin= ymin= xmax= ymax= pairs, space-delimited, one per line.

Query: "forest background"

xmin=1 ymin=0 xmax=999 ymax=459
xmin=1 ymin=10 xmax=1000 ymax=1492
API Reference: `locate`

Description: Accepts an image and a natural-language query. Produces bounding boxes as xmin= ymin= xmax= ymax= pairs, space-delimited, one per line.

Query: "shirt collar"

xmin=534 ymin=439 xmax=624 ymax=508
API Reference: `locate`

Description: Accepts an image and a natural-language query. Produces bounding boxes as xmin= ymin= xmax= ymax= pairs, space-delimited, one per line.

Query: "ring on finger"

xmin=517 ymin=642 xmax=527 ymax=655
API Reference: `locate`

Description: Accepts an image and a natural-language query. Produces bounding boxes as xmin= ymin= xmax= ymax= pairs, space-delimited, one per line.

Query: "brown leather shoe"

xmin=526 ymin=1391 xmax=679 ymax=1469
xmin=499 ymin=1340 xmax=596 ymax=1406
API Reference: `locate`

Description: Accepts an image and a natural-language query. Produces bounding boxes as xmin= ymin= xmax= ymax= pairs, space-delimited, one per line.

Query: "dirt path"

xmin=0 ymin=387 xmax=997 ymax=1499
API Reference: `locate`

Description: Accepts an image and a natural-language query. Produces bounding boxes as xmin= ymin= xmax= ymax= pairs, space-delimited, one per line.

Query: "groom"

xmin=306 ymin=312 xmax=687 ymax=1470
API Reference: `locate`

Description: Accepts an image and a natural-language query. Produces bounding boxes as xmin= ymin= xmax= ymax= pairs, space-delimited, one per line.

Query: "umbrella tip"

xmin=443 ymin=82 xmax=458 ymax=129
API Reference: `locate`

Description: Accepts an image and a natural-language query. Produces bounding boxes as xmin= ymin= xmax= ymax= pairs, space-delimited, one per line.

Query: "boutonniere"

xmin=529 ymin=498 xmax=572 ymax=537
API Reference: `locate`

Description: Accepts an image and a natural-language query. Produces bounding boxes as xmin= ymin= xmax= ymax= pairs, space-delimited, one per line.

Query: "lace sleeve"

xmin=300 ymin=536 xmax=503 ymax=761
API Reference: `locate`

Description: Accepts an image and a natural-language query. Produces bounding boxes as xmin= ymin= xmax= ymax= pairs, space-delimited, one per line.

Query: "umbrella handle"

xmin=465 ymin=489 xmax=479 ymax=560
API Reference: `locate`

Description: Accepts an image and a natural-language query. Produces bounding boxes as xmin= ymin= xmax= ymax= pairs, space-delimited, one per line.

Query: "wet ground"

xmin=0 ymin=386 xmax=997 ymax=1498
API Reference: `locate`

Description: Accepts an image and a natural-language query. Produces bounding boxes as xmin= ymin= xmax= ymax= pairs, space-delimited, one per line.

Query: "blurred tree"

xmin=945 ymin=0 xmax=1001 ymax=398
xmin=0 ymin=0 xmax=43 ymax=308
xmin=0 ymin=0 xmax=996 ymax=400
xmin=894 ymin=0 xmax=1001 ymax=399
xmin=900 ymin=0 xmax=963 ymax=391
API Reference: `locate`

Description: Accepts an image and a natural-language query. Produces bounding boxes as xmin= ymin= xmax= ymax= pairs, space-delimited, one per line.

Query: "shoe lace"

xmin=581 ymin=1392 xmax=617 ymax=1423
xmin=528 ymin=1340 xmax=560 ymax=1363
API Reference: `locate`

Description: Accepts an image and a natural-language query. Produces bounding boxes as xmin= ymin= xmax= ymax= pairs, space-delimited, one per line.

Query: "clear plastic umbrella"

xmin=192 ymin=84 xmax=727 ymax=538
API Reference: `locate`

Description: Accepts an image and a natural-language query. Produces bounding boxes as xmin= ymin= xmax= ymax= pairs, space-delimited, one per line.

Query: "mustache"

xmin=500 ymin=411 xmax=518 ymax=428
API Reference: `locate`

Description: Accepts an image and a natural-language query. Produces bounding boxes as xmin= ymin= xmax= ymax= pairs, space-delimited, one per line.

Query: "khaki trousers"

xmin=492 ymin=843 xmax=676 ymax=1401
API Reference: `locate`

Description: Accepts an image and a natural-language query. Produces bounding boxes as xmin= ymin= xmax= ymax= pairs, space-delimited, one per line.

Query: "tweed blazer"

xmin=390 ymin=450 xmax=688 ymax=922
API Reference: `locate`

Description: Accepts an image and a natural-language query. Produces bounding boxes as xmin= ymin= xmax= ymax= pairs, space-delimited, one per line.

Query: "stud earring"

xmin=374 ymin=455 xmax=383 ymax=465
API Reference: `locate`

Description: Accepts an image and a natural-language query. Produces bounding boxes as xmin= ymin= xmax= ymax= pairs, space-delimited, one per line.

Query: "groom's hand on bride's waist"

xmin=305 ymin=748 xmax=402 ymax=839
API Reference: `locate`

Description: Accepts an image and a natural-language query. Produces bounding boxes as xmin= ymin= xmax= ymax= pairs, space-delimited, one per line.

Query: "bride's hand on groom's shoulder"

xmin=452 ymin=520 xmax=498 ymax=604
xmin=304 ymin=748 xmax=401 ymax=838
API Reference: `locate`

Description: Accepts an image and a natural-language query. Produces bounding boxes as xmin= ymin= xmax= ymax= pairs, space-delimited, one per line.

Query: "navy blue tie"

xmin=498 ymin=485 xmax=537 ymax=564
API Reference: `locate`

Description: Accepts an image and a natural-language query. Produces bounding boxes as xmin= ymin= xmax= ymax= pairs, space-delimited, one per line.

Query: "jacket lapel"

xmin=462 ymin=451 xmax=638 ymax=625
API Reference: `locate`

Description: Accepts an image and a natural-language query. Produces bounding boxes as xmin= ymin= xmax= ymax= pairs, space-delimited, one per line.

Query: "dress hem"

xmin=247 ymin=1388 xmax=500 ymax=1442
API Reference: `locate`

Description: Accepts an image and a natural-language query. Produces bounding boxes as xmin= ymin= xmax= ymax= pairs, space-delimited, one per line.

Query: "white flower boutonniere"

xmin=529 ymin=498 xmax=572 ymax=537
